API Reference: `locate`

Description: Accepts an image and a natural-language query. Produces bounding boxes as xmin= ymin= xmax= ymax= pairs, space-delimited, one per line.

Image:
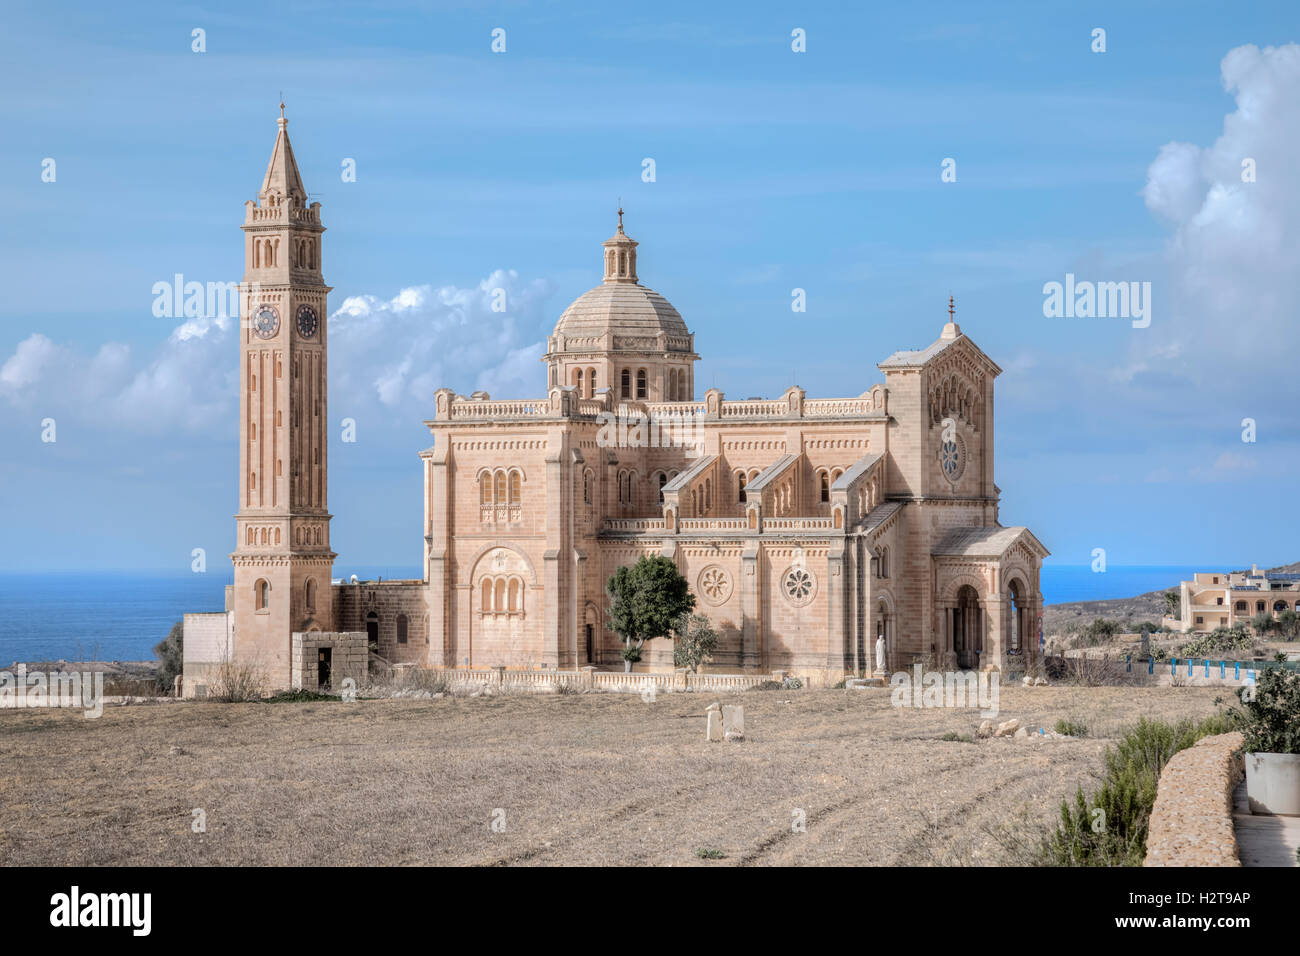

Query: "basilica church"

xmin=183 ymin=112 xmax=1048 ymax=693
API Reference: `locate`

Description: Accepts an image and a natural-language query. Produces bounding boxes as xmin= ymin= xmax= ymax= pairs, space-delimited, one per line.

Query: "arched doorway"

xmin=1007 ymin=579 xmax=1025 ymax=657
xmin=953 ymin=585 xmax=982 ymax=669
xmin=873 ymin=600 xmax=890 ymax=672
xmin=365 ymin=612 xmax=379 ymax=653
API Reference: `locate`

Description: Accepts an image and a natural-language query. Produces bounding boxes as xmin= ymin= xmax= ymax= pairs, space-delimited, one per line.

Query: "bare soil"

xmin=0 ymin=685 xmax=1225 ymax=866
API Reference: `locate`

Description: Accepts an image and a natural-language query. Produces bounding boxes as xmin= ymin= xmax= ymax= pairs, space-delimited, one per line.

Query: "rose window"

xmin=782 ymin=567 xmax=816 ymax=607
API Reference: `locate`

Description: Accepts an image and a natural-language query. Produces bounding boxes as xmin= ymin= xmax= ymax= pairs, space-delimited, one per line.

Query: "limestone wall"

xmin=333 ymin=580 xmax=428 ymax=664
xmin=1144 ymin=731 xmax=1244 ymax=867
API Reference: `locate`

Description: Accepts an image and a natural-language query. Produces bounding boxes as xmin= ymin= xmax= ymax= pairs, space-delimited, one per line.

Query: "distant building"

xmin=1168 ymin=566 xmax=1300 ymax=633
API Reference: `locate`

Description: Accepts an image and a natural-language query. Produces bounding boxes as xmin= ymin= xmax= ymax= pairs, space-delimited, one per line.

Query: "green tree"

xmin=673 ymin=612 xmax=719 ymax=674
xmin=1163 ymin=590 xmax=1180 ymax=620
xmin=154 ymin=620 xmax=184 ymax=693
xmin=606 ymin=556 xmax=695 ymax=671
xmin=1251 ymin=611 xmax=1276 ymax=636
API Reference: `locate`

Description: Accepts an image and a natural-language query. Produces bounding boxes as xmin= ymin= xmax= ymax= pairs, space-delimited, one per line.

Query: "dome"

xmin=553 ymin=282 xmax=689 ymax=343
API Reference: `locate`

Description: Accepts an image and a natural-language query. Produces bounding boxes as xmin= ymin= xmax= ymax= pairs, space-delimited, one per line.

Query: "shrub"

xmin=694 ymin=847 xmax=726 ymax=860
xmin=1037 ymin=714 xmax=1233 ymax=866
xmin=209 ymin=659 xmax=265 ymax=702
xmin=1054 ymin=717 xmax=1090 ymax=737
xmin=1181 ymin=625 xmax=1254 ymax=659
xmin=153 ymin=620 xmax=184 ymax=692
xmin=940 ymin=731 xmax=974 ymax=743
xmin=672 ymin=613 xmax=719 ymax=674
xmin=1234 ymin=667 xmax=1300 ymax=754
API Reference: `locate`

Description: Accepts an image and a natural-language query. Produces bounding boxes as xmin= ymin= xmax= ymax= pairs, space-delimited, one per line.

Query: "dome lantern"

xmin=602 ymin=207 xmax=638 ymax=284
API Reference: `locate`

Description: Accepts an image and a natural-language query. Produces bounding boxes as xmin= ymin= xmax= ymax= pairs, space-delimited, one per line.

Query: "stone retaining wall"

xmin=1144 ymin=731 xmax=1244 ymax=867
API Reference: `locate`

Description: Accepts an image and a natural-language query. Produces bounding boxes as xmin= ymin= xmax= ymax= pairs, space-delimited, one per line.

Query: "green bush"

xmin=694 ymin=847 xmax=725 ymax=859
xmin=940 ymin=731 xmax=974 ymax=743
xmin=1181 ymin=624 xmax=1254 ymax=659
xmin=1038 ymin=714 xmax=1235 ymax=866
xmin=1054 ymin=717 xmax=1090 ymax=737
xmin=1235 ymin=668 xmax=1300 ymax=754
xmin=153 ymin=620 xmax=184 ymax=692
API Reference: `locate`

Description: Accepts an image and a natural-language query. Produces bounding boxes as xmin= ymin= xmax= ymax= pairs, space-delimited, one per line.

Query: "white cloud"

xmin=0 ymin=270 xmax=556 ymax=435
xmin=1136 ymin=43 xmax=1300 ymax=379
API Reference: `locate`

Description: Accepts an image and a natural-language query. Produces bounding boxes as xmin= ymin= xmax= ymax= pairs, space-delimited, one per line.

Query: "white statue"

xmin=875 ymin=635 xmax=886 ymax=673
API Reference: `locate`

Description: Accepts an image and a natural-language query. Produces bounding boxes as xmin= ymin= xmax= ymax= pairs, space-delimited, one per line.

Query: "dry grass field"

xmin=0 ymin=685 xmax=1225 ymax=866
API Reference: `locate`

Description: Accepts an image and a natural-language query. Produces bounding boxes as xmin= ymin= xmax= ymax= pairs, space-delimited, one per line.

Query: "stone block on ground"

xmin=706 ymin=710 xmax=723 ymax=742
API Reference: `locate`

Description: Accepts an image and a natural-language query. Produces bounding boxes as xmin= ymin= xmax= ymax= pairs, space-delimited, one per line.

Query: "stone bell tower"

xmin=230 ymin=105 xmax=335 ymax=688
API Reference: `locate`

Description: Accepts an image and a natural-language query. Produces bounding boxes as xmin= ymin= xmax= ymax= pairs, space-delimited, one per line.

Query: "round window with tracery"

xmin=939 ymin=433 xmax=966 ymax=482
xmin=697 ymin=565 xmax=731 ymax=606
xmin=782 ymin=566 xmax=817 ymax=607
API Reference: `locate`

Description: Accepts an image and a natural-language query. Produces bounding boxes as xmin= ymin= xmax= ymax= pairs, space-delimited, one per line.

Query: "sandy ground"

xmin=0 ymin=685 xmax=1224 ymax=866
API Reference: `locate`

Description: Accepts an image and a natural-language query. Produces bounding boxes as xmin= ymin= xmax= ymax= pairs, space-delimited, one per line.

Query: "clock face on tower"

xmin=296 ymin=305 xmax=318 ymax=338
xmin=252 ymin=305 xmax=280 ymax=339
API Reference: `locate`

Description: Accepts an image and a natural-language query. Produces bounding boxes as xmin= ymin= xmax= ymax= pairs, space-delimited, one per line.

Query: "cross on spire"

xmin=948 ymin=295 xmax=955 ymax=320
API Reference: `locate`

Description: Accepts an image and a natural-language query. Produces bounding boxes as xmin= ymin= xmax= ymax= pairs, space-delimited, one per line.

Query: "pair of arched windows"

xmin=618 ymin=368 xmax=648 ymax=400
xmin=573 ymin=367 xmax=597 ymax=398
xmin=480 ymin=576 xmax=524 ymax=615
xmin=616 ymin=470 xmax=637 ymax=506
xmin=816 ymin=467 xmax=845 ymax=503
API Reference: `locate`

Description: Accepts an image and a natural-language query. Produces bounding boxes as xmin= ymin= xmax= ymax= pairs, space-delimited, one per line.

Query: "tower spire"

xmin=260 ymin=104 xmax=307 ymax=204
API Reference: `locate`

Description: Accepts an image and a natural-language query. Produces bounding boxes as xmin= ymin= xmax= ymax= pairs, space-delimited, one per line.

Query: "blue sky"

xmin=2 ymin=0 xmax=1298 ymax=573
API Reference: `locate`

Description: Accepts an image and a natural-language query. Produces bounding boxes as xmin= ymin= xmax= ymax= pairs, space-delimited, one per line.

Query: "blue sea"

xmin=0 ymin=563 xmax=1211 ymax=664
xmin=0 ymin=565 xmax=420 ymax=665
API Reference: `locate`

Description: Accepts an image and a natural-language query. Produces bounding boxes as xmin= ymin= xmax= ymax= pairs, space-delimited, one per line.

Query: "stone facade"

xmin=188 ymin=115 xmax=1049 ymax=694
xmin=289 ymin=631 xmax=368 ymax=691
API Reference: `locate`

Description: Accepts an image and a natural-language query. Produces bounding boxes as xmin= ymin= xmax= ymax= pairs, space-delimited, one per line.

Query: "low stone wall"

xmin=1144 ymin=731 xmax=1244 ymax=867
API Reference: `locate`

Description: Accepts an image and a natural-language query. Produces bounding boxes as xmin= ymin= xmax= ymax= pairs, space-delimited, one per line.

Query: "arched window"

xmin=621 ymin=369 xmax=631 ymax=399
xmin=658 ymin=472 xmax=668 ymax=504
xmin=508 ymin=578 xmax=520 ymax=613
xmin=669 ymin=368 xmax=678 ymax=400
xmin=494 ymin=470 xmax=506 ymax=505
xmin=575 ymin=368 xmax=584 ymax=394
xmin=481 ymin=474 xmax=492 ymax=505
xmin=820 ymin=472 xmax=830 ymax=503
xmin=396 ymin=613 xmax=408 ymax=644
xmin=508 ymin=470 xmax=521 ymax=505
xmin=587 ymin=368 xmax=596 ymax=396
xmin=1235 ymin=600 xmax=1247 ymax=612
xmin=878 ymin=547 xmax=888 ymax=579
xmin=482 ymin=578 xmax=493 ymax=612
xmin=737 ymin=472 xmax=747 ymax=503
xmin=583 ymin=471 xmax=591 ymax=504
xmin=636 ymin=369 xmax=647 ymax=399
xmin=255 ymin=578 xmax=270 ymax=610
xmin=366 ymin=612 xmax=379 ymax=646
xmin=495 ymin=578 xmax=507 ymax=613
xmin=1256 ymin=601 xmax=1266 ymax=613
xmin=305 ymin=578 xmax=316 ymax=611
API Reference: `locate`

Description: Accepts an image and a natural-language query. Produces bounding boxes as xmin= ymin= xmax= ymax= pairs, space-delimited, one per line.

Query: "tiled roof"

xmin=933 ymin=525 xmax=1035 ymax=557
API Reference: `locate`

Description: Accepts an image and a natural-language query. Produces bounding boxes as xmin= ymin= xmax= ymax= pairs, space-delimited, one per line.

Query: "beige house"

xmin=1168 ymin=566 xmax=1300 ymax=633
xmin=184 ymin=113 xmax=1048 ymax=692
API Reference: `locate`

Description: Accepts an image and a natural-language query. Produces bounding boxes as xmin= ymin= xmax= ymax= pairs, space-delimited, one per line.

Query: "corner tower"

xmin=231 ymin=106 xmax=335 ymax=687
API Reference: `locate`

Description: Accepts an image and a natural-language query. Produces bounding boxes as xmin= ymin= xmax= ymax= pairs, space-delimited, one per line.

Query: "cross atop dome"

xmin=602 ymin=207 xmax=638 ymax=283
